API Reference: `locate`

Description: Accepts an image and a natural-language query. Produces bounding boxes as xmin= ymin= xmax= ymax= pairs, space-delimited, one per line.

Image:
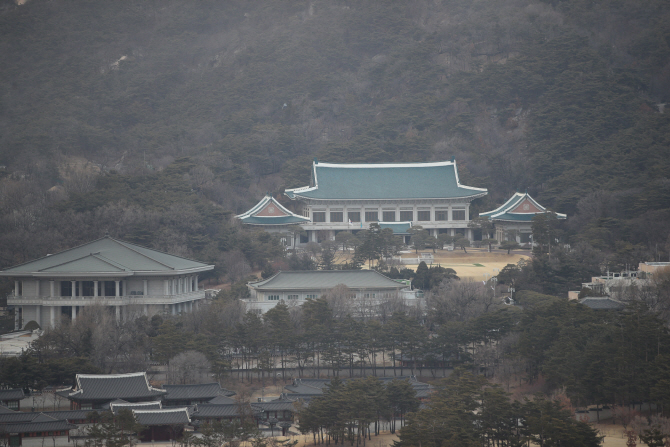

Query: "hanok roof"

xmin=162 ymin=383 xmax=234 ymax=401
xmin=236 ymin=195 xmax=310 ymax=226
xmin=248 ymin=270 xmax=408 ymax=292
xmin=0 ymin=389 xmax=25 ymax=401
xmin=190 ymin=404 xmax=250 ymax=419
xmin=0 ymin=419 xmax=76 ymax=434
xmin=0 ymin=406 xmax=15 ymax=414
xmin=133 ymin=408 xmax=190 ymax=426
xmin=379 ymin=222 xmax=413 ymax=235
xmin=110 ymin=400 xmax=162 ymax=414
xmin=284 ymin=160 xmax=487 ymax=201
xmin=579 ymin=297 xmax=625 ymax=310
xmin=251 ymin=401 xmax=297 ymax=412
xmin=63 ymin=372 xmax=166 ymax=402
xmin=0 ymin=236 xmax=214 ymax=278
xmin=207 ymin=395 xmax=237 ymax=405
xmin=479 ymin=192 xmax=566 ymax=223
xmin=43 ymin=410 xmax=101 ymax=421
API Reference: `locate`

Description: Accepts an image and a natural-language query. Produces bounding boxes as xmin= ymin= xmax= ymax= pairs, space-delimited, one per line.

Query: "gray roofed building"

xmin=207 ymin=395 xmax=237 ymax=405
xmin=132 ymin=408 xmax=190 ymax=426
xmin=110 ymin=400 xmax=162 ymax=415
xmin=59 ymin=372 xmax=165 ymax=410
xmin=162 ymin=383 xmax=235 ymax=406
xmin=0 ymin=389 xmax=24 ymax=410
xmin=0 ymin=406 xmax=14 ymax=414
xmin=190 ymin=404 xmax=251 ymax=419
xmin=0 ymin=419 xmax=77 ymax=434
xmin=579 ymin=297 xmax=625 ymax=311
xmin=245 ymin=270 xmax=412 ymax=314
xmin=284 ymin=160 xmax=487 ymax=246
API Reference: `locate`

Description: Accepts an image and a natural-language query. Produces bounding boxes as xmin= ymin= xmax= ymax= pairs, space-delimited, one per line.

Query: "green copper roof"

xmin=248 ymin=270 xmax=408 ymax=291
xmin=285 ymin=161 xmax=487 ymax=201
xmin=236 ymin=195 xmax=310 ymax=226
xmin=480 ymin=192 xmax=566 ymax=222
xmin=0 ymin=237 xmax=214 ymax=277
xmin=379 ymin=222 xmax=412 ymax=234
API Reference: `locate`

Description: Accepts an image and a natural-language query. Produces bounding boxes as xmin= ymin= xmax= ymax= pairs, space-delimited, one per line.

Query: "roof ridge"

xmin=77 ymin=372 xmax=147 ymax=379
xmin=35 ymin=253 xmax=113 ymax=272
xmin=133 ymin=408 xmax=189 ymax=413
xmin=109 ymin=237 xmax=208 ymax=266
xmin=91 ymin=253 xmax=132 ymax=271
xmin=107 ymin=238 xmax=175 ymax=270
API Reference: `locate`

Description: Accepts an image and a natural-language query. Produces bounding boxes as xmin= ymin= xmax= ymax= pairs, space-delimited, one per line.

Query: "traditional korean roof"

xmin=284 ymin=160 xmax=487 ymax=201
xmin=0 ymin=389 xmax=25 ymax=401
xmin=0 ymin=406 xmax=15 ymax=414
xmin=0 ymin=419 xmax=76 ymax=434
xmin=251 ymin=401 xmax=297 ymax=412
xmin=0 ymin=412 xmax=43 ymax=424
xmin=162 ymin=383 xmax=234 ymax=401
xmin=190 ymin=404 xmax=252 ymax=418
xmin=0 ymin=236 xmax=214 ymax=278
xmin=236 ymin=195 xmax=310 ymax=226
xmin=248 ymin=270 xmax=408 ymax=291
xmin=207 ymin=395 xmax=237 ymax=405
xmin=132 ymin=408 xmax=190 ymax=426
xmin=379 ymin=222 xmax=412 ymax=235
xmin=479 ymin=192 xmax=566 ymax=223
xmin=579 ymin=297 xmax=625 ymax=310
xmin=110 ymin=400 xmax=162 ymax=414
xmin=62 ymin=372 xmax=166 ymax=402
xmin=43 ymin=410 xmax=101 ymax=421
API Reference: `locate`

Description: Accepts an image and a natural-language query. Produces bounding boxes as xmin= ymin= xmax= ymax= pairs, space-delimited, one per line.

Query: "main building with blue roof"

xmin=281 ymin=159 xmax=487 ymax=244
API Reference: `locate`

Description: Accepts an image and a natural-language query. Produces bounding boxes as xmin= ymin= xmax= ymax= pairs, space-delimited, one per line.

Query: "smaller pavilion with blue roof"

xmin=236 ymin=195 xmax=310 ymax=248
xmin=479 ymin=192 xmax=566 ymax=244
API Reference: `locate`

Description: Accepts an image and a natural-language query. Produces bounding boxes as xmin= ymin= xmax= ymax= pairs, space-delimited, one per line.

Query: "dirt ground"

xmin=396 ymin=248 xmax=530 ymax=281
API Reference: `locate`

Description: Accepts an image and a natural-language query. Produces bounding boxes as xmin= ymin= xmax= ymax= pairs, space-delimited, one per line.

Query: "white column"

xmin=115 ymin=280 xmax=120 ymax=298
xmin=93 ymin=281 xmax=98 ymax=297
xmin=71 ymin=281 xmax=76 ymax=298
xmin=144 ymin=304 xmax=148 ymax=316
xmin=122 ymin=280 xmax=127 ymax=297
xmin=143 ymin=280 xmax=148 ymax=296
xmin=14 ymin=281 xmax=19 ymax=296
xmin=101 ymin=281 xmax=106 ymax=297
xmin=195 ymin=275 xmax=199 ymax=291
xmin=72 ymin=306 xmax=77 ymax=321
xmin=50 ymin=306 xmax=55 ymax=328
xmin=50 ymin=281 xmax=55 ymax=297
xmin=171 ymin=305 xmax=176 ymax=316
xmin=164 ymin=280 xmax=169 ymax=295
xmin=115 ymin=306 xmax=120 ymax=322
xmin=35 ymin=280 xmax=40 ymax=297
xmin=36 ymin=306 xmax=41 ymax=327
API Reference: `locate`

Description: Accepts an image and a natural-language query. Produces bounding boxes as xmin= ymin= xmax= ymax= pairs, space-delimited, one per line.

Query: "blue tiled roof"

xmin=379 ymin=222 xmax=412 ymax=234
xmin=285 ymin=161 xmax=487 ymax=201
xmin=480 ymin=192 xmax=566 ymax=221
xmin=236 ymin=195 xmax=310 ymax=226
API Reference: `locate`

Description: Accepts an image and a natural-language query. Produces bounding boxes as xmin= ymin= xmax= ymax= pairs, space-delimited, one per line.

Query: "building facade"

xmin=0 ymin=237 xmax=214 ymax=330
xmin=284 ymin=160 xmax=488 ymax=244
xmin=479 ymin=192 xmax=567 ymax=244
xmin=235 ymin=194 xmax=311 ymax=248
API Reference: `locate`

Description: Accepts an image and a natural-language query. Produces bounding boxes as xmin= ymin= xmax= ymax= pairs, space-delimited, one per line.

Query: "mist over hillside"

xmin=0 ymin=0 xmax=669 ymax=284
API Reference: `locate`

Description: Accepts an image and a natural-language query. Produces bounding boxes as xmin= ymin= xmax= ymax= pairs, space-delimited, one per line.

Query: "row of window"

xmin=311 ymin=209 xmax=466 ymax=223
xmin=25 ymin=431 xmax=67 ymax=437
xmin=266 ymin=292 xmax=397 ymax=301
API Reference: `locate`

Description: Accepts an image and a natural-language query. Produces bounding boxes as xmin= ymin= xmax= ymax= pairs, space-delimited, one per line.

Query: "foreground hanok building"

xmin=283 ymin=159 xmax=488 ymax=244
xmin=244 ymin=270 xmax=411 ymax=314
xmin=480 ymin=192 xmax=566 ymax=244
xmin=0 ymin=236 xmax=214 ymax=329
xmin=58 ymin=372 xmax=166 ymax=410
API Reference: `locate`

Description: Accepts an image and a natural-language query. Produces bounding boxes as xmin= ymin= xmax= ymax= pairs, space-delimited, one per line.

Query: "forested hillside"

xmin=0 ymin=0 xmax=669 ymax=284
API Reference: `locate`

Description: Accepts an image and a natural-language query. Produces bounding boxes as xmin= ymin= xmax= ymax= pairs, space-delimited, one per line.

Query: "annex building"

xmin=244 ymin=269 xmax=412 ymax=314
xmin=240 ymin=159 xmax=488 ymax=245
xmin=0 ymin=236 xmax=214 ymax=330
xmin=480 ymin=191 xmax=566 ymax=244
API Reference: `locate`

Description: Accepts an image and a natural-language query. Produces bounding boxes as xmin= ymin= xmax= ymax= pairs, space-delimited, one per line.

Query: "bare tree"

xmin=167 ymin=350 xmax=211 ymax=384
xmin=427 ymin=279 xmax=498 ymax=323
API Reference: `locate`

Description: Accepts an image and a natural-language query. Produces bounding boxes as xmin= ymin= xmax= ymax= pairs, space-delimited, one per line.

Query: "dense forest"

xmin=1 ymin=0 xmax=669 ymax=295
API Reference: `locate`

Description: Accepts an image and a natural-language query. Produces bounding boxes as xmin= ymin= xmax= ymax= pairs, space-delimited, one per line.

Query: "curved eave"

xmin=248 ymin=285 xmax=408 ymax=291
xmin=0 ymin=265 xmax=214 ymax=278
xmin=290 ymin=190 xmax=488 ymax=202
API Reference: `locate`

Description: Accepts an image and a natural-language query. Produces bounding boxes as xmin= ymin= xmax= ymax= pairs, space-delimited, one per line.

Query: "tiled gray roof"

xmin=207 ymin=395 xmax=236 ymax=405
xmin=251 ymin=402 xmax=296 ymax=412
xmin=68 ymin=372 xmax=166 ymax=401
xmin=579 ymin=297 xmax=625 ymax=310
xmin=0 ymin=389 xmax=24 ymax=401
xmin=284 ymin=384 xmax=324 ymax=395
xmin=0 ymin=412 xmax=42 ymax=424
xmin=190 ymin=404 xmax=250 ymax=418
xmin=110 ymin=401 xmax=162 ymax=415
xmin=249 ymin=270 xmax=407 ymax=291
xmin=0 ymin=236 xmax=214 ymax=276
xmin=43 ymin=410 xmax=100 ymax=421
xmin=133 ymin=408 xmax=190 ymax=426
xmin=0 ymin=419 xmax=76 ymax=434
xmin=0 ymin=406 xmax=15 ymax=414
xmin=162 ymin=383 xmax=229 ymax=401
xmin=285 ymin=161 xmax=487 ymax=201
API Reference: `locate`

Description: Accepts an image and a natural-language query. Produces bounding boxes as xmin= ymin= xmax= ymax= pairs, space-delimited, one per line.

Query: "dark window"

xmin=382 ymin=211 xmax=395 ymax=222
xmin=330 ymin=212 xmax=343 ymax=222
xmin=82 ymin=281 xmax=95 ymax=296
xmin=365 ymin=211 xmax=378 ymax=222
xmin=417 ymin=210 xmax=431 ymax=221
xmin=348 ymin=212 xmax=360 ymax=222
xmin=313 ymin=212 xmax=326 ymax=222
xmin=453 ymin=210 xmax=466 ymax=220
xmin=60 ymin=281 xmax=72 ymax=297
xmin=104 ymin=281 xmax=116 ymax=296
xmin=400 ymin=210 xmax=413 ymax=221
xmin=435 ymin=210 xmax=448 ymax=221
xmin=300 ymin=234 xmax=309 ymax=243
